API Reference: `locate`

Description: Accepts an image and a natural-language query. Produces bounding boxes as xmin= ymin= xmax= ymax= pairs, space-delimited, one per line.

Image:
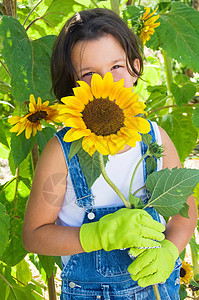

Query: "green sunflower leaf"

xmin=145 ymin=167 xmax=199 ymax=218
xmin=148 ymin=2 xmax=199 ymax=72
xmin=0 ymin=203 xmax=10 ymax=257
xmin=0 ymin=16 xmax=56 ymax=102
xmin=69 ymin=138 xmax=83 ymax=161
xmin=171 ymin=82 xmax=197 ymax=106
xmin=77 ymin=149 xmax=108 ymax=190
xmin=192 ymin=107 xmax=199 ymax=128
xmin=160 ymin=107 xmax=198 ymax=163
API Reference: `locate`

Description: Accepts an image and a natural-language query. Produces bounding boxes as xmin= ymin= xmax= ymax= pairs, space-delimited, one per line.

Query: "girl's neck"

xmin=117 ymin=144 xmax=131 ymax=154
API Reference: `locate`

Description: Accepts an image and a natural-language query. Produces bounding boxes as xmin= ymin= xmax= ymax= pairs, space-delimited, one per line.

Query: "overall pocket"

xmin=96 ymin=248 xmax=133 ymax=277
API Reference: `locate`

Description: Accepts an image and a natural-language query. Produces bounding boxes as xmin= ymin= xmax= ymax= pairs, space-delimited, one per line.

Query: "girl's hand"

xmin=128 ymin=239 xmax=179 ymax=287
xmin=79 ymin=208 xmax=165 ymax=252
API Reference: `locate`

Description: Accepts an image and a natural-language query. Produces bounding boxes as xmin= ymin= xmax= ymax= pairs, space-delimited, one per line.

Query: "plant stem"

xmin=162 ymin=49 xmax=174 ymax=105
xmin=47 ymin=273 xmax=57 ymax=300
xmin=110 ymin=0 xmax=120 ymax=15
xmin=31 ymin=142 xmax=39 ymax=171
xmin=13 ymin=0 xmax=17 ymax=18
xmin=0 ymin=59 xmax=11 ymax=77
xmin=153 ymin=284 xmax=161 ymax=300
xmin=23 ymin=0 xmax=44 ymax=26
xmin=129 ymin=149 xmax=149 ymax=201
xmin=98 ymin=153 xmax=131 ymax=208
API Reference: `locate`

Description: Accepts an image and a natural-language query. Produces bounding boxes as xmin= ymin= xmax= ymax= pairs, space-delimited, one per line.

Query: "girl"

xmin=22 ymin=8 xmax=197 ymax=299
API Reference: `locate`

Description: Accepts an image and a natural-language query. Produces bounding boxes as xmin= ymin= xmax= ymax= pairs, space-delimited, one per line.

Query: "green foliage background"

xmin=0 ymin=0 xmax=199 ymax=298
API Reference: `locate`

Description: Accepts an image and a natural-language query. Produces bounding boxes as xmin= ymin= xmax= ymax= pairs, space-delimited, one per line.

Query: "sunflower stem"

xmin=128 ymin=148 xmax=149 ymax=202
xmin=98 ymin=153 xmax=131 ymax=208
xmin=162 ymin=49 xmax=174 ymax=106
xmin=153 ymin=285 xmax=161 ymax=300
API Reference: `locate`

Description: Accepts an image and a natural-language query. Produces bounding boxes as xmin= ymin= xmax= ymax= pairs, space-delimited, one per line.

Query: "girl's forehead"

xmin=71 ymin=34 xmax=126 ymax=71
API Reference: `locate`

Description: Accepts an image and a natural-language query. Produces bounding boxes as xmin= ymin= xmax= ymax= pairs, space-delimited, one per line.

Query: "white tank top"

xmin=58 ymin=122 xmax=162 ymax=227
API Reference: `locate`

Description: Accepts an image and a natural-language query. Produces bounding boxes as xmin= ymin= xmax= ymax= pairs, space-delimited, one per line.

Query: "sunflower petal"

xmin=91 ymin=74 xmax=103 ymax=98
xmin=8 ymin=116 xmax=22 ymax=125
xmin=73 ymin=87 xmax=91 ymax=106
xmin=63 ymin=117 xmax=86 ymax=129
xmin=124 ymin=117 xmax=150 ymax=134
xmin=95 ymin=136 xmax=110 ymax=155
xmin=25 ymin=124 xmax=33 ymax=139
xmin=102 ymin=72 xmax=114 ymax=98
xmin=63 ymin=128 xmax=91 ymax=142
xmin=29 ymin=94 xmax=36 ymax=106
xmin=109 ymin=79 xmax=124 ymax=101
xmin=76 ymin=81 xmax=93 ymax=101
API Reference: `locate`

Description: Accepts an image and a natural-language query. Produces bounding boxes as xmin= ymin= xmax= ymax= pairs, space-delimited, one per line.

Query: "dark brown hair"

xmin=51 ymin=8 xmax=143 ymax=100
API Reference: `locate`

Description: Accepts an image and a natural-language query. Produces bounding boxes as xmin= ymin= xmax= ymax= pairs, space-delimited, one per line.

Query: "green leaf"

xmin=146 ymin=156 xmax=157 ymax=176
xmin=0 ymin=178 xmax=29 ymax=266
xmin=7 ymin=286 xmax=36 ymax=300
xmin=41 ymin=0 xmax=84 ymax=29
xmin=189 ymin=279 xmax=199 ymax=288
xmin=77 ymin=149 xmax=108 ymax=190
xmin=69 ymin=138 xmax=83 ymax=161
xmin=142 ymin=134 xmax=152 ymax=146
xmin=0 ymin=16 xmax=56 ymax=102
xmin=0 ymin=81 xmax=11 ymax=94
xmin=36 ymin=127 xmax=56 ymax=152
xmin=0 ymin=202 xmax=10 ymax=256
xmin=31 ymin=35 xmax=56 ymax=101
xmin=16 ymin=259 xmax=32 ymax=286
xmin=0 ymin=119 xmax=9 ymax=148
xmin=171 ymin=82 xmax=196 ymax=106
xmin=129 ymin=194 xmax=140 ymax=207
xmin=179 ymin=284 xmax=188 ymax=300
xmin=145 ymin=167 xmax=199 ymax=218
xmin=192 ymin=107 xmax=199 ymax=128
xmin=11 ymin=132 xmax=36 ymax=168
xmin=148 ymin=2 xmax=199 ymax=72
xmin=179 ymin=202 xmax=190 ymax=218
xmin=38 ymin=255 xmax=55 ymax=278
xmin=160 ymin=107 xmax=198 ymax=162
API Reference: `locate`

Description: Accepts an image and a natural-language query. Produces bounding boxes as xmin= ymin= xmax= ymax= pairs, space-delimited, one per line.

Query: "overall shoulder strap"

xmin=141 ymin=120 xmax=157 ymax=183
xmin=55 ymin=128 xmax=94 ymax=210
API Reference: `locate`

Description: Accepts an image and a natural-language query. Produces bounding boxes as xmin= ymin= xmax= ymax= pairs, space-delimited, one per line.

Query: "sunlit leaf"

xmin=0 ymin=203 xmax=10 ymax=257
xmin=148 ymin=2 xmax=199 ymax=72
xmin=145 ymin=167 xmax=199 ymax=217
xmin=160 ymin=107 xmax=198 ymax=162
xmin=171 ymin=82 xmax=197 ymax=106
xmin=0 ymin=16 xmax=56 ymax=102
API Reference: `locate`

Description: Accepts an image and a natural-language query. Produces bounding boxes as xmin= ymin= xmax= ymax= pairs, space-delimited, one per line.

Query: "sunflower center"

xmin=180 ymin=268 xmax=186 ymax=278
xmin=27 ymin=111 xmax=48 ymax=123
xmin=82 ymin=98 xmax=124 ymax=136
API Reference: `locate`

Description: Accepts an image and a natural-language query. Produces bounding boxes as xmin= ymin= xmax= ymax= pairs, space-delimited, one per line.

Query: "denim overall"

xmin=56 ymin=122 xmax=181 ymax=300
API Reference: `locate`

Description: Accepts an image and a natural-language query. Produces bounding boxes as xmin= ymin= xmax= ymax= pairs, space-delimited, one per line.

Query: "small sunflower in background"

xmin=139 ymin=6 xmax=160 ymax=45
xmin=8 ymin=94 xmax=59 ymax=139
xmin=180 ymin=261 xmax=193 ymax=284
xmin=58 ymin=72 xmax=150 ymax=156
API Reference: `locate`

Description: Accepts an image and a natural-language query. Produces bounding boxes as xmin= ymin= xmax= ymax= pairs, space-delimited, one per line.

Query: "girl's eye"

xmin=82 ymin=72 xmax=94 ymax=78
xmin=112 ymin=65 xmax=123 ymax=70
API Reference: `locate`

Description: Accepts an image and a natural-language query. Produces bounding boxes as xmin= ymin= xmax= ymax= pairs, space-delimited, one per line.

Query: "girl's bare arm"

xmin=159 ymin=126 xmax=198 ymax=254
xmin=22 ymin=136 xmax=84 ymax=256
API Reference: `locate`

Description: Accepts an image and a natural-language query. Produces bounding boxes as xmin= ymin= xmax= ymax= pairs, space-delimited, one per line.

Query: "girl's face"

xmin=71 ymin=34 xmax=139 ymax=88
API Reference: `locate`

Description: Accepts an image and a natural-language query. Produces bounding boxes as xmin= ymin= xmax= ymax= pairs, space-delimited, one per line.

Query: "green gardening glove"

xmin=128 ymin=239 xmax=179 ymax=287
xmin=79 ymin=208 xmax=165 ymax=252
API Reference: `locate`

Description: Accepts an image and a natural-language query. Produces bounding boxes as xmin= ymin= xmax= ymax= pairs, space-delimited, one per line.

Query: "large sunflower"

xmin=9 ymin=94 xmax=59 ymax=139
xmin=139 ymin=6 xmax=160 ymax=45
xmin=58 ymin=72 xmax=150 ymax=156
xmin=180 ymin=261 xmax=193 ymax=284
